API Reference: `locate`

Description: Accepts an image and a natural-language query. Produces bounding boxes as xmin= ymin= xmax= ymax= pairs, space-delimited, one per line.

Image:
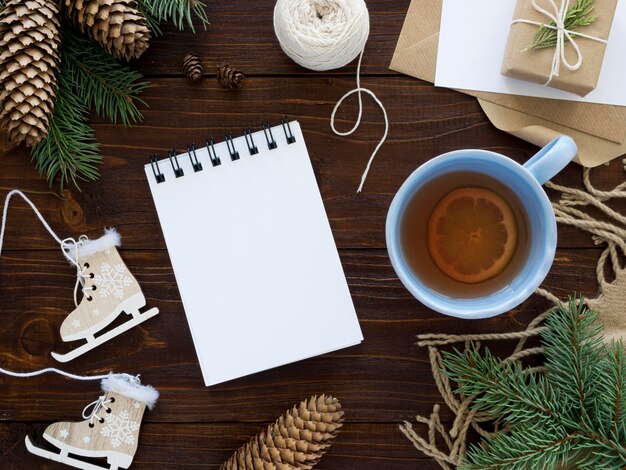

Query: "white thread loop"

xmin=330 ymin=51 xmax=389 ymax=193
xmin=0 ymin=189 xmax=108 ymax=381
xmin=274 ymin=0 xmax=387 ymax=193
xmin=512 ymin=0 xmax=608 ymax=85
xmin=83 ymin=395 xmax=112 ymax=424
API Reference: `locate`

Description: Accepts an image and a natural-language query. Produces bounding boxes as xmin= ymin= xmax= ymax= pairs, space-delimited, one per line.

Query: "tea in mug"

xmin=400 ymin=171 xmax=530 ymax=298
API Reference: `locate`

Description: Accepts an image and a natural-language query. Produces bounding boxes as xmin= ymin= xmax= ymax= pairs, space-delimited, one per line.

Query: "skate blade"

xmin=51 ymin=307 xmax=159 ymax=363
xmin=25 ymin=436 xmax=116 ymax=470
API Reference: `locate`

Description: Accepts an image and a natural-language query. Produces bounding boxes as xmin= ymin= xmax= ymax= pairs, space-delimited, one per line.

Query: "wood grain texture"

xmin=134 ymin=1 xmax=413 ymax=76
xmin=4 ymin=422 xmax=436 ymax=470
xmin=2 ymin=77 xmax=625 ymax=252
xmin=1 ymin=0 xmax=625 ymax=468
xmin=0 ymin=249 xmax=602 ymax=425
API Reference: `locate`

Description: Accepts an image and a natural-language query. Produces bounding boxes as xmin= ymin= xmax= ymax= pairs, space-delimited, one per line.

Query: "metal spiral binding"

xmin=244 ymin=127 xmax=259 ymax=155
xmin=262 ymin=123 xmax=277 ymax=150
xmin=281 ymin=118 xmax=296 ymax=144
xmin=168 ymin=150 xmax=184 ymax=178
xmin=150 ymin=156 xmax=166 ymax=183
xmin=187 ymin=143 xmax=203 ymax=172
xmin=225 ymin=132 xmax=240 ymax=161
xmin=149 ymin=119 xmax=297 ymax=184
xmin=205 ymin=138 xmax=222 ymax=167
xmin=204 ymin=137 xmax=222 ymax=166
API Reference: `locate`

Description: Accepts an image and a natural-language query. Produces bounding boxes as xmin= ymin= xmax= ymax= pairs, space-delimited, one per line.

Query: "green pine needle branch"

xmin=443 ymin=298 xmax=626 ymax=470
xmin=31 ymin=26 xmax=150 ymax=190
xmin=31 ymin=71 xmax=102 ymax=191
xmin=138 ymin=0 xmax=209 ymax=33
xmin=62 ymin=29 xmax=149 ymax=126
xmin=526 ymin=0 xmax=597 ymax=51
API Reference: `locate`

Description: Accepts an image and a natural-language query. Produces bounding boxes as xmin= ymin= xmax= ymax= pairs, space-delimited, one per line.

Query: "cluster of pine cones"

xmin=182 ymin=52 xmax=245 ymax=89
xmin=0 ymin=0 xmax=151 ymax=147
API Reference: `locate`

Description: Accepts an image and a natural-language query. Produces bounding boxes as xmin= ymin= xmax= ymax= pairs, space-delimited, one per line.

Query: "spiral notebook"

xmin=144 ymin=120 xmax=363 ymax=386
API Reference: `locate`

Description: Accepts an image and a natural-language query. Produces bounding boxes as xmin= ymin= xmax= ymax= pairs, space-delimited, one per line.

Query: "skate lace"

xmin=82 ymin=395 xmax=114 ymax=426
xmin=62 ymin=236 xmax=96 ymax=308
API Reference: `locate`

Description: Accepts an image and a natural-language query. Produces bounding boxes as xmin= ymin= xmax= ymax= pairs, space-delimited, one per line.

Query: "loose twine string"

xmin=273 ymin=0 xmax=388 ymax=193
xmin=0 ymin=190 xmax=109 ymax=382
xmin=402 ymin=161 xmax=626 ymax=469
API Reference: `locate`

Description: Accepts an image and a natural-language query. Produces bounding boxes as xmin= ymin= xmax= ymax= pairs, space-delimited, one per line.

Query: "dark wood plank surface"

xmin=0 ymin=1 xmax=623 ymax=469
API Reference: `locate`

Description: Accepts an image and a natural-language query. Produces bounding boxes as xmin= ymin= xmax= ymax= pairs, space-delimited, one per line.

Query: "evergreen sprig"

xmin=443 ymin=298 xmax=626 ymax=470
xmin=30 ymin=24 xmax=151 ymax=190
xmin=62 ymin=29 xmax=149 ymax=126
xmin=526 ymin=0 xmax=597 ymax=50
xmin=31 ymin=71 xmax=101 ymax=191
xmin=139 ymin=0 xmax=209 ymax=33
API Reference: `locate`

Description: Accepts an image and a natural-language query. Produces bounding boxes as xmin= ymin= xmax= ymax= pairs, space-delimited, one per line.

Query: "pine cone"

xmin=217 ymin=64 xmax=245 ymax=89
xmin=64 ymin=0 xmax=151 ymax=61
xmin=183 ymin=52 xmax=203 ymax=82
xmin=0 ymin=0 xmax=61 ymax=147
xmin=221 ymin=395 xmax=344 ymax=470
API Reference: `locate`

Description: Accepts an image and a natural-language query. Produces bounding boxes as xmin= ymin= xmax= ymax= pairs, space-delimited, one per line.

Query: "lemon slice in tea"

xmin=427 ymin=187 xmax=518 ymax=284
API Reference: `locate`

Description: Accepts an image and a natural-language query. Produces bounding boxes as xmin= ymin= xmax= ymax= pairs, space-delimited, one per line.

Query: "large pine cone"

xmin=221 ymin=395 xmax=344 ymax=470
xmin=64 ymin=0 xmax=151 ymax=61
xmin=0 ymin=0 xmax=61 ymax=147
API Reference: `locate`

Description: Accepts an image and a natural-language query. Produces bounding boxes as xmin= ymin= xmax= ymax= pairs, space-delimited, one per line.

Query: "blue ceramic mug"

xmin=386 ymin=136 xmax=578 ymax=319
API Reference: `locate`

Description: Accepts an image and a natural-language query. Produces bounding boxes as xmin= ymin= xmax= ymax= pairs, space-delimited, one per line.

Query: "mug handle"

xmin=522 ymin=136 xmax=578 ymax=185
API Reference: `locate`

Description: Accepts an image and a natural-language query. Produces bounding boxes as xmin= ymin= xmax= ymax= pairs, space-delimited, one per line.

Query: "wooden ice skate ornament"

xmin=24 ymin=373 xmax=159 ymax=470
xmin=0 ymin=190 xmax=159 ymax=362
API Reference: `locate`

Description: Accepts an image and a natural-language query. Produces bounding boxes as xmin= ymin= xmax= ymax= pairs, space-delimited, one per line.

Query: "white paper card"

xmin=145 ymin=122 xmax=363 ymax=386
xmin=435 ymin=0 xmax=626 ymax=106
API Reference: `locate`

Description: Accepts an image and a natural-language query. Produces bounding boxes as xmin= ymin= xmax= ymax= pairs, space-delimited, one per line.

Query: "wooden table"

xmin=1 ymin=1 xmax=623 ymax=468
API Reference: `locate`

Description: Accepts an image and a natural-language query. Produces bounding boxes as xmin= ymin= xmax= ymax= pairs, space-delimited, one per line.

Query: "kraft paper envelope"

xmin=390 ymin=0 xmax=626 ymax=167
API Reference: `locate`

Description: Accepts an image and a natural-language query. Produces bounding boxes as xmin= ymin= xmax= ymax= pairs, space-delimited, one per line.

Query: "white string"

xmin=0 ymin=367 xmax=108 ymax=380
xmin=1 ymin=190 xmax=64 ymax=254
xmin=330 ymin=50 xmax=389 ymax=193
xmin=273 ymin=0 xmax=388 ymax=193
xmin=0 ymin=189 xmax=106 ymax=382
xmin=512 ymin=0 xmax=608 ymax=85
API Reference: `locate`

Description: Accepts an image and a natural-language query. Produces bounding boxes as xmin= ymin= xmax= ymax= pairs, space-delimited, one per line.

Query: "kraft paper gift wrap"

xmin=502 ymin=0 xmax=618 ymax=96
xmin=390 ymin=0 xmax=626 ymax=168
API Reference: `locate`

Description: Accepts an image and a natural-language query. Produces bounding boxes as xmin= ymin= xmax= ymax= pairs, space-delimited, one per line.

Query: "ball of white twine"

xmin=274 ymin=0 xmax=388 ymax=193
xmin=274 ymin=0 xmax=370 ymax=71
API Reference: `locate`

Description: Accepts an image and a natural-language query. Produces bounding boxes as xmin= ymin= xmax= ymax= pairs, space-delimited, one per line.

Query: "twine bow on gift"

xmin=512 ymin=0 xmax=608 ymax=85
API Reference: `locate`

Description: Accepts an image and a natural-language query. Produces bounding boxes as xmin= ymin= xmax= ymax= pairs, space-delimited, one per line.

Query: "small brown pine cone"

xmin=64 ymin=0 xmax=151 ymax=61
xmin=217 ymin=64 xmax=245 ymax=89
xmin=221 ymin=395 xmax=344 ymax=470
xmin=182 ymin=52 xmax=203 ymax=82
xmin=0 ymin=0 xmax=61 ymax=146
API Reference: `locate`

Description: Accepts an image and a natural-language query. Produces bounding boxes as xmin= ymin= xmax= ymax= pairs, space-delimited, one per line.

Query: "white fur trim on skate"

xmin=66 ymin=228 xmax=122 ymax=262
xmin=101 ymin=373 xmax=159 ymax=409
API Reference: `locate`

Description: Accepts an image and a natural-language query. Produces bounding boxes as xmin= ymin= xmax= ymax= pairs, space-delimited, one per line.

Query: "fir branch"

xmin=443 ymin=347 xmax=557 ymax=425
xmin=31 ymin=71 xmax=101 ymax=191
xmin=138 ymin=0 xmax=209 ymax=33
xmin=459 ymin=422 xmax=576 ymax=470
xmin=542 ymin=299 xmax=604 ymax=425
xmin=594 ymin=341 xmax=626 ymax=447
xmin=62 ymin=29 xmax=149 ymax=126
xmin=526 ymin=0 xmax=597 ymax=50
xmin=444 ymin=298 xmax=626 ymax=469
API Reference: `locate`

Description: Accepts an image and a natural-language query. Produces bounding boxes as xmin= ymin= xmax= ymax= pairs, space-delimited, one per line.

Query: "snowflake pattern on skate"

xmin=100 ymin=409 xmax=139 ymax=448
xmin=96 ymin=263 xmax=131 ymax=299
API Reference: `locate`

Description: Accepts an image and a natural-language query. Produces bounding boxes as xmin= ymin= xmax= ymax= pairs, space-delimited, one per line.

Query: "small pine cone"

xmin=217 ymin=64 xmax=245 ymax=89
xmin=0 ymin=0 xmax=61 ymax=146
xmin=64 ymin=0 xmax=151 ymax=61
xmin=182 ymin=52 xmax=203 ymax=82
xmin=221 ymin=395 xmax=344 ymax=470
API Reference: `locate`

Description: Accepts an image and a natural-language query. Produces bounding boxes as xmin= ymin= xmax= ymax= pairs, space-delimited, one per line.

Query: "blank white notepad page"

xmin=145 ymin=121 xmax=363 ymax=385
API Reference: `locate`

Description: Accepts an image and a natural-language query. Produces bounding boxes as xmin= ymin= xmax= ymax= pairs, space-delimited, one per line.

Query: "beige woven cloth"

xmin=400 ymin=164 xmax=626 ymax=469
